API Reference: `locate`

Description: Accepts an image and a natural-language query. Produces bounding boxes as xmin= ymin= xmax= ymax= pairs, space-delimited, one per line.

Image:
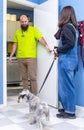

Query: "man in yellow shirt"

xmin=9 ymin=15 xmax=52 ymax=95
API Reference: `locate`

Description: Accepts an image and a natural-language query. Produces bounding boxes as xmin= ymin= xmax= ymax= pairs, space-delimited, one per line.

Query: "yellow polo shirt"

xmin=13 ymin=26 xmax=42 ymax=58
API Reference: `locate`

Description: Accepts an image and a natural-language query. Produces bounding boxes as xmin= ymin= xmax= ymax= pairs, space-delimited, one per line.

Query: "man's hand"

xmin=45 ymin=44 xmax=53 ymax=52
xmin=8 ymin=57 xmax=12 ymax=64
xmin=39 ymin=37 xmax=53 ymax=52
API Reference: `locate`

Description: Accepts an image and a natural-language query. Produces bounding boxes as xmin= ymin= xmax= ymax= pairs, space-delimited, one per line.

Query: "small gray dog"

xmin=18 ymin=90 xmax=50 ymax=130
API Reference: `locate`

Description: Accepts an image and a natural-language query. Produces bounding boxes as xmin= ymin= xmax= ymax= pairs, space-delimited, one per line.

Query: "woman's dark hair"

xmin=58 ymin=6 xmax=78 ymax=28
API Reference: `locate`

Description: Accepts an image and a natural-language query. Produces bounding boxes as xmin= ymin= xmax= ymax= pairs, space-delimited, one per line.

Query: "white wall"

xmin=34 ymin=0 xmax=58 ymax=107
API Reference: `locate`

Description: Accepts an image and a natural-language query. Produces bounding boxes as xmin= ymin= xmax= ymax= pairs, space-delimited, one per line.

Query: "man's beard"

xmin=21 ymin=25 xmax=28 ymax=31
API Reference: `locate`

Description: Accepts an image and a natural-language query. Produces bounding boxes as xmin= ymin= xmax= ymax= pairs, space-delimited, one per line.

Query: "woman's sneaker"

xmin=58 ymin=108 xmax=65 ymax=113
xmin=56 ymin=112 xmax=76 ymax=119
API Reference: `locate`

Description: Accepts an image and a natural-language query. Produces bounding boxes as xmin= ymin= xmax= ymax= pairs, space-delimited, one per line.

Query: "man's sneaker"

xmin=56 ymin=112 xmax=76 ymax=119
xmin=19 ymin=89 xmax=29 ymax=96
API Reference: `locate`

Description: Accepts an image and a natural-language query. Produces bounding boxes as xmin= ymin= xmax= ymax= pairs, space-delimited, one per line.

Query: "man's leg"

xmin=18 ymin=59 xmax=30 ymax=95
xmin=27 ymin=58 xmax=37 ymax=95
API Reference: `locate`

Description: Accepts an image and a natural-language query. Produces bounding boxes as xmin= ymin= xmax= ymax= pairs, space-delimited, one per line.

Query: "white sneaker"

xmin=19 ymin=89 xmax=29 ymax=95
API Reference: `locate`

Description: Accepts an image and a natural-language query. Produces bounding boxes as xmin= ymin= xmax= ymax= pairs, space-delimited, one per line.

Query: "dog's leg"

xmin=29 ymin=111 xmax=36 ymax=124
xmin=38 ymin=119 xmax=43 ymax=130
xmin=29 ymin=104 xmax=33 ymax=124
xmin=45 ymin=121 xmax=51 ymax=130
xmin=28 ymin=102 xmax=36 ymax=124
xmin=44 ymin=106 xmax=51 ymax=130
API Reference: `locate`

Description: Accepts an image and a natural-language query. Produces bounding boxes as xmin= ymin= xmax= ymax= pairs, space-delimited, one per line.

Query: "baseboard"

xmin=76 ymin=105 xmax=84 ymax=111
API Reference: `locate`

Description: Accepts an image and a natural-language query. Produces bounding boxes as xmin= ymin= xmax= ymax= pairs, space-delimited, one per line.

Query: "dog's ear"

xmin=27 ymin=92 xmax=33 ymax=100
xmin=27 ymin=94 xmax=30 ymax=100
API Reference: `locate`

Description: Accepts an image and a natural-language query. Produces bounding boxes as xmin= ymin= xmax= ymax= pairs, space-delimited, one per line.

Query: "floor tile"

xmin=0 ymin=118 xmax=13 ymax=127
xmin=8 ymin=114 xmax=29 ymax=123
xmin=0 ymin=114 xmax=6 ymax=119
xmin=52 ymin=122 xmax=78 ymax=130
xmin=18 ymin=121 xmax=37 ymax=130
xmin=0 ymin=124 xmax=24 ymax=130
xmin=1 ymin=109 xmax=23 ymax=117
xmin=67 ymin=118 xmax=84 ymax=128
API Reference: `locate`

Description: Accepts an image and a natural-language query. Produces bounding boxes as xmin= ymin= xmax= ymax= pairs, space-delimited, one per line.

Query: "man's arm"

xmin=39 ymin=37 xmax=52 ymax=52
xmin=8 ymin=43 xmax=17 ymax=64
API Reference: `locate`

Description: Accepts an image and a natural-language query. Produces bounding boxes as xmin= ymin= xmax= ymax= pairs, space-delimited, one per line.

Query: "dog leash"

xmin=38 ymin=46 xmax=58 ymax=94
xmin=38 ymin=59 xmax=55 ymax=94
xmin=38 ymin=47 xmax=58 ymax=94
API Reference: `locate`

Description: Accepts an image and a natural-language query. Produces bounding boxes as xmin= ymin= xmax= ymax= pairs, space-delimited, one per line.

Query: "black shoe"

xmin=58 ymin=108 xmax=65 ymax=113
xmin=56 ymin=112 xmax=76 ymax=119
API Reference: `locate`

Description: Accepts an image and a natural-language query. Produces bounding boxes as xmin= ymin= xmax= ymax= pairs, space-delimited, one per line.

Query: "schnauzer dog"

xmin=18 ymin=90 xmax=50 ymax=130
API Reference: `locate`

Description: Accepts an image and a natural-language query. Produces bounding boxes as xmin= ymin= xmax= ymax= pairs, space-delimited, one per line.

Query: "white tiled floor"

xmin=0 ymin=86 xmax=84 ymax=130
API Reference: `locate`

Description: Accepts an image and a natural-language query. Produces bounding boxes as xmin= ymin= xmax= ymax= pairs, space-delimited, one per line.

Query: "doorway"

xmin=6 ymin=0 xmax=34 ymax=105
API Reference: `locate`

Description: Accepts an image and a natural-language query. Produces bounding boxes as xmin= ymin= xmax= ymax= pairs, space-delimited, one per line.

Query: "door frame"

xmin=3 ymin=0 xmax=36 ymax=106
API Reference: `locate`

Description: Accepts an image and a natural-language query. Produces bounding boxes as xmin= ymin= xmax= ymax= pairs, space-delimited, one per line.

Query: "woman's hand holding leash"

xmin=53 ymin=46 xmax=58 ymax=60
